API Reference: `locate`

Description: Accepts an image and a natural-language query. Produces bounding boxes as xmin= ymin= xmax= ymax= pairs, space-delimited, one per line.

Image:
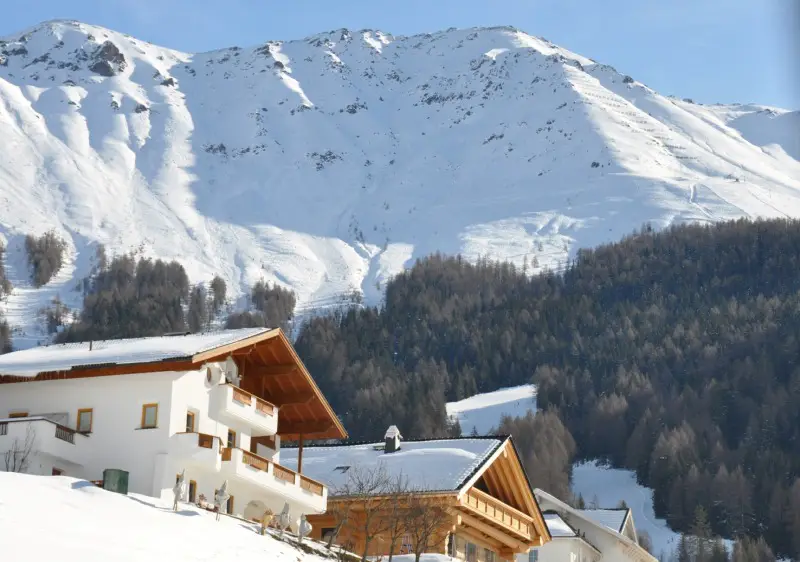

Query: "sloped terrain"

xmin=1 ymin=20 xmax=798 ymax=347
xmin=0 ymin=472 xmax=344 ymax=561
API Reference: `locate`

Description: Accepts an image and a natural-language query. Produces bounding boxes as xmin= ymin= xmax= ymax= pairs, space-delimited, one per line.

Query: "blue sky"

xmin=3 ymin=0 xmax=798 ymax=108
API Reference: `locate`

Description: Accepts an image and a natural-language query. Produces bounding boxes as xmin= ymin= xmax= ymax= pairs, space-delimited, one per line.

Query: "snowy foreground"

xmin=0 ymin=472 xmax=341 ymax=561
xmin=447 ymin=387 xmax=680 ymax=557
xmin=1 ymin=20 xmax=799 ymax=348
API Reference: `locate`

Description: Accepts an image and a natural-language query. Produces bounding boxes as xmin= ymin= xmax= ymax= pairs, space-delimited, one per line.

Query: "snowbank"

xmin=0 ymin=472 xmax=342 ymax=561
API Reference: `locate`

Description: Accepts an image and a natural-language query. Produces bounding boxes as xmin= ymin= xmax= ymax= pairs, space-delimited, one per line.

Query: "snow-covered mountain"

xmin=1 ymin=20 xmax=799 ymax=345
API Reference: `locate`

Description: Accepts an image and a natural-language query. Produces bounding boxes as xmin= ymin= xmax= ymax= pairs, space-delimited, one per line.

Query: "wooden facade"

xmin=305 ymin=438 xmax=550 ymax=562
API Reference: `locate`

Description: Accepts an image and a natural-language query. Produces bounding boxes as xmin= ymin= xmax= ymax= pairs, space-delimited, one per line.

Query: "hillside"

xmin=1 ymin=20 xmax=799 ymax=347
xmin=0 ymin=472 xmax=345 ymax=561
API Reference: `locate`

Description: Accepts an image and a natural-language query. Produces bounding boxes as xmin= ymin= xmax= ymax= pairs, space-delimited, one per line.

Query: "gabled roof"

xmin=542 ymin=511 xmax=602 ymax=556
xmin=0 ymin=328 xmax=347 ymax=440
xmin=0 ymin=328 xmax=269 ymax=376
xmin=534 ymin=489 xmax=656 ymax=562
xmin=543 ymin=512 xmax=576 ymax=537
xmin=282 ymin=436 xmax=504 ymax=493
xmin=575 ymin=508 xmax=629 ymax=534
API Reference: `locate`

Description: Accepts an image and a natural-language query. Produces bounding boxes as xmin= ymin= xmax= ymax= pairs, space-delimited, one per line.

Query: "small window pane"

xmin=78 ymin=410 xmax=92 ymax=433
xmin=186 ymin=412 xmax=195 ymax=432
xmin=143 ymin=405 xmax=158 ymax=428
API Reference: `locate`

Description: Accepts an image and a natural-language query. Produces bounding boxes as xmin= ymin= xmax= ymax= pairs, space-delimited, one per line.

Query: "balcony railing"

xmin=54 ymin=424 xmax=76 ymax=444
xmin=462 ymin=488 xmax=533 ymax=538
xmin=225 ymin=384 xmax=276 ymax=417
xmin=221 ymin=447 xmax=325 ymax=497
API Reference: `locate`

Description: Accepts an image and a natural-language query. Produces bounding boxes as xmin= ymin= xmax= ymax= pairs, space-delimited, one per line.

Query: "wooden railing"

xmin=273 ymin=464 xmax=297 ymax=484
xmin=197 ymin=433 xmax=216 ymax=449
xmin=462 ymin=488 xmax=532 ymax=538
xmin=219 ymin=447 xmax=325 ymax=496
xmin=225 ymin=384 xmax=276 ymax=417
xmin=242 ymin=449 xmax=269 ymax=471
xmin=300 ymin=475 xmax=325 ymax=496
xmin=255 ymin=397 xmax=275 ymax=416
xmin=54 ymin=424 xmax=76 ymax=444
xmin=232 ymin=386 xmax=253 ymax=406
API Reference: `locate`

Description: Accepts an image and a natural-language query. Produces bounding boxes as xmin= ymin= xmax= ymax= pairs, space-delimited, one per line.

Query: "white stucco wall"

xmin=0 ymin=371 xmax=177 ymax=495
xmin=518 ymin=538 xmax=599 ymax=562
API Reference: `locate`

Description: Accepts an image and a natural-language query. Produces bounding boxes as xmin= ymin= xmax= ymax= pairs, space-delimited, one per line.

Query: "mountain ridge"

xmin=1 ymin=19 xmax=798 ymax=348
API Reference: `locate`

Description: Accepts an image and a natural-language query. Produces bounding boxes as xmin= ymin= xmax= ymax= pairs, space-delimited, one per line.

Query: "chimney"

xmin=384 ymin=425 xmax=402 ymax=454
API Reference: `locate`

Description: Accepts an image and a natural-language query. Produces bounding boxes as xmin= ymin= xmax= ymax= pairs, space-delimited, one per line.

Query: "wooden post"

xmin=298 ymin=434 xmax=304 ymax=474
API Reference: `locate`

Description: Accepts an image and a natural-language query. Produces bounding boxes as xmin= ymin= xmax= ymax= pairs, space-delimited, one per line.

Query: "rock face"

xmin=0 ymin=20 xmax=799 ymax=349
xmin=88 ymin=40 xmax=126 ymax=76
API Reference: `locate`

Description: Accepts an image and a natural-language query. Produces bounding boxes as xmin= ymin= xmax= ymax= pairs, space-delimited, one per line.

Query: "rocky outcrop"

xmin=88 ymin=41 xmax=126 ymax=76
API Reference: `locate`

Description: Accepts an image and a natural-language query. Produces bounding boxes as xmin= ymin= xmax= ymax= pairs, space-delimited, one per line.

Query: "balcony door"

xmin=227 ymin=429 xmax=237 ymax=449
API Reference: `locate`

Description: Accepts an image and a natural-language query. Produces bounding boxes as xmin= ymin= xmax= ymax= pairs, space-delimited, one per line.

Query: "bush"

xmin=24 ymin=231 xmax=67 ymax=287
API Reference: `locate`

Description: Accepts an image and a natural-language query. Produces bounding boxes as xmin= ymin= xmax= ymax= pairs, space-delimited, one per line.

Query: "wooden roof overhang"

xmin=455 ymin=438 xmax=551 ymax=550
xmin=0 ymin=329 xmax=347 ymax=441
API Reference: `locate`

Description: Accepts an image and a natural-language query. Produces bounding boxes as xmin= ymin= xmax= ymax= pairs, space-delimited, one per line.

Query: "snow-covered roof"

xmin=0 ymin=328 xmax=271 ymax=377
xmin=576 ymin=509 xmax=628 ymax=533
xmin=384 ymin=425 xmax=402 ymax=439
xmin=543 ymin=512 xmax=576 ymax=537
xmin=281 ymin=437 xmax=504 ymax=493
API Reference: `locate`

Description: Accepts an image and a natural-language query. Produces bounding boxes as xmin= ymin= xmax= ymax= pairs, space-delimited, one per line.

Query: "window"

xmin=9 ymin=411 xmax=29 ymax=418
xmin=77 ymin=408 xmax=93 ymax=433
xmin=466 ymin=542 xmax=477 ymax=562
xmin=528 ymin=549 xmax=539 ymax=562
xmin=227 ymin=429 xmax=236 ymax=449
xmin=141 ymin=404 xmax=158 ymax=429
xmin=227 ymin=495 xmax=234 ymax=514
xmin=52 ymin=468 xmax=64 ymax=476
xmin=485 ymin=549 xmax=495 ymax=562
xmin=188 ymin=480 xmax=197 ymax=503
xmin=186 ymin=411 xmax=196 ymax=433
xmin=321 ymin=528 xmax=336 ymax=542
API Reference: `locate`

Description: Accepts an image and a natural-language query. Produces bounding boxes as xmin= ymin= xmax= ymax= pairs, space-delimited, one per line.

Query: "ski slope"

xmin=0 ymin=472 xmax=344 ymax=562
xmin=1 ymin=20 xmax=799 ymax=348
xmin=446 ymin=384 xmax=537 ymax=435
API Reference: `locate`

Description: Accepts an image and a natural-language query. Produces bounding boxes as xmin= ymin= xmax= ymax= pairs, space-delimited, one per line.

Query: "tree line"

xmin=293 ymin=218 xmax=800 ymax=559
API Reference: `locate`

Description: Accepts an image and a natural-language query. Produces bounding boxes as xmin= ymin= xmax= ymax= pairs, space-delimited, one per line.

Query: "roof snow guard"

xmin=0 ymin=328 xmax=347 ymax=441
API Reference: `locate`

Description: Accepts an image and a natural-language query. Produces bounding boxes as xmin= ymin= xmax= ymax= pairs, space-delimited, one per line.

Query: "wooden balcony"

xmin=460 ymin=488 xmax=533 ymax=540
xmin=210 ymin=384 xmax=278 ymax=436
xmin=220 ymin=447 xmax=325 ymax=497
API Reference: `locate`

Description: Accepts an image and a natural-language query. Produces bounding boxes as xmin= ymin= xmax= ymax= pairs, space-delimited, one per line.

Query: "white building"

xmin=0 ymin=328 xmax=347 ymax=525
xmin=518 ymin=489 xmax=657 ymax=562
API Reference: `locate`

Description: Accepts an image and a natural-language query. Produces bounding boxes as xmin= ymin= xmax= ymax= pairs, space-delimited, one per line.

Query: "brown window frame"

xmin=227 ymin=495 xmax=234 ymax=514
xmin=186 ymin=411 xmax=196 ymax=433
xmin=227 ymin=429 xmax=236 ymax=449
xmin=188 ymin=480 xmax=197 ymax=503
xmin=141 ymin=403 xmax=158 ymax=429
xmin=77 ymin=408 xmax=93 ymax=433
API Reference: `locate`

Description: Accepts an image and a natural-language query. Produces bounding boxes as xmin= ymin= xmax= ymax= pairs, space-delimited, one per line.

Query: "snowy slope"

xmin=1 ymin=20 xmax=799 ymax=348
xmin=446 ymin=384 xmax=537 ymax=435
xmin=571 ymin=461 xmax=681 ymax=559
xmin=0 ymin=472 xmax=345 ymax=561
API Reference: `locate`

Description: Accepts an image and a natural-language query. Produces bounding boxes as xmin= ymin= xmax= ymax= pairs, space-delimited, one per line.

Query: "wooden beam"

xmin=278 ymin=420 xmax=333 ymax=436
xmin=458 ymin=511 xmax=529 ymax=551
xmin=298 ymin=434 xmax=304 ymax=474
xmin=252 ymin=364 xmax=297 ymax=376
xmin=265 ymin=391 xmax=315 ymax=406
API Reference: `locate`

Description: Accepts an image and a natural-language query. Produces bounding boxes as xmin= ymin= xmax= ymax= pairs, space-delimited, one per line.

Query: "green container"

xmin=102 ymin=469 xmax=129 ymax=495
